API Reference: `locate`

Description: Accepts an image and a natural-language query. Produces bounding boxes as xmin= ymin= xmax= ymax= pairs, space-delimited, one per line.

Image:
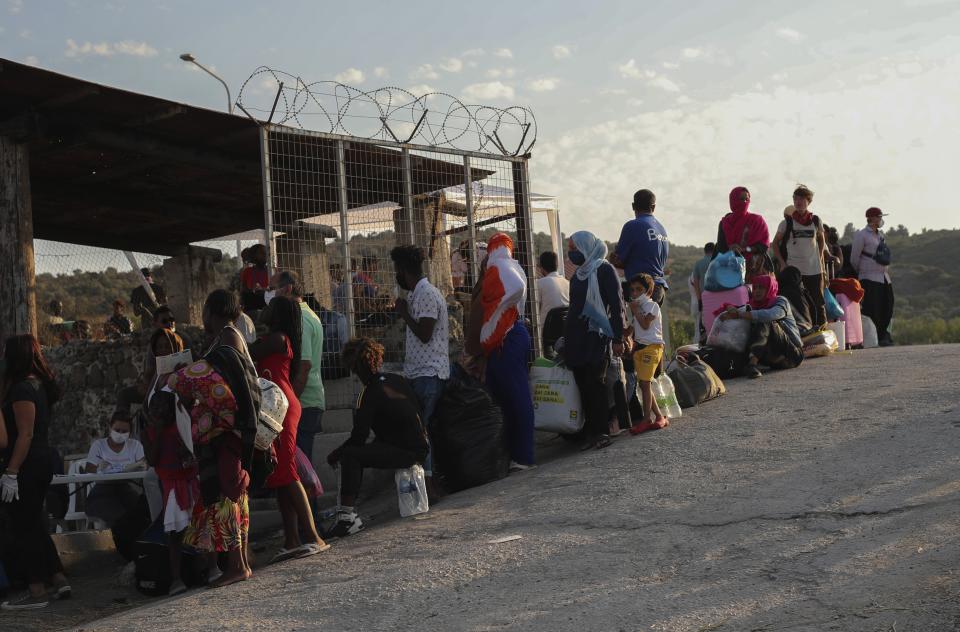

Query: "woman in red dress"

xmin=250 ymin=296 xmax=328 ymax=562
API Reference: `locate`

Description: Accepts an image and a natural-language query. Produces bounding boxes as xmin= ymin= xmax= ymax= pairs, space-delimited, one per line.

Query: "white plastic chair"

xmin=62 ymin=459 xmax=104 ymax=531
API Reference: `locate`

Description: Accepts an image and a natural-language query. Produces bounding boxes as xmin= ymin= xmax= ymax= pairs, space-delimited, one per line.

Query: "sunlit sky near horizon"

xmin=3 ymin=0 xmax=959 ymax=247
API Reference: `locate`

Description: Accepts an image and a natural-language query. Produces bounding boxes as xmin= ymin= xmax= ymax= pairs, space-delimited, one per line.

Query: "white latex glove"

xmin=0 ymin=473 xmax=19 ymax=502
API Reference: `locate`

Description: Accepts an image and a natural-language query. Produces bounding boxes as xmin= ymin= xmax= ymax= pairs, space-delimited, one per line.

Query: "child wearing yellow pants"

xmin=628 ymin=274 xmax=668 ymax=435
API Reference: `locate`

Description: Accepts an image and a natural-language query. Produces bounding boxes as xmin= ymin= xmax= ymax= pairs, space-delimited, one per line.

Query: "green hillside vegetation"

xmin=33 ymin=227 xmax=960 ymax=347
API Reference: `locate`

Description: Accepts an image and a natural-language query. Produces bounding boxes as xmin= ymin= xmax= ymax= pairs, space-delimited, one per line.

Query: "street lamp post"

xmin=179 ymin=53 xmax=233 ymax=114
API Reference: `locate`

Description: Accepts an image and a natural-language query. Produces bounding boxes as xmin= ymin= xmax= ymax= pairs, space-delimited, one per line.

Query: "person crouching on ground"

xmin=628 ymin=274 xmax=668 ymax=435
xmin=718 ymin=274 xmax=804 ymax=379
xmin=325 ymin=338 xmax=429 ymax=538
xmin=142 ymin=390 xmax=198 ymax=596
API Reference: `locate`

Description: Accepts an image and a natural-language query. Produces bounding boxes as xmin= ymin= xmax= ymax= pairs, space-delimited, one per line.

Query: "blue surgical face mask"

xmin=568 ymin=250 xmax=586 ymax=266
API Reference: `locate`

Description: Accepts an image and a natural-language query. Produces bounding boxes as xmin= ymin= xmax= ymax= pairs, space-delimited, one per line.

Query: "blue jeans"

xmin=485 ymin=324 xmax=535 ymax=466
xmin=296 ymin=407 xmax=324 ymax=464
xmin=410 ymin=375 xmax=446 ymax=476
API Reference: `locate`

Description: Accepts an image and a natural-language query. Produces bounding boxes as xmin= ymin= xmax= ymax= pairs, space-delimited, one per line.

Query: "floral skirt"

xmin=182 ymin=493 xmax=249 ymax=553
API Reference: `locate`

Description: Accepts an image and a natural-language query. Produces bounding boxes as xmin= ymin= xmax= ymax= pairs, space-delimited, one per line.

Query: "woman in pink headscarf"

xmin=718 ymin=274 xmax=803 ymax=379
xmin=714 ymin=187 xmax=772 ymax=279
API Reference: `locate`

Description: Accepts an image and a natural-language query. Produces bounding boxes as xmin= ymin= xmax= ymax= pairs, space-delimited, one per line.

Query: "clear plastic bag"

xmin=706 ymin=308 xmax=751 ymax=352
xmin=395 ymin=464 xmax=429 ymax=517
xmin=653 ymin=374 xmax=683 ymax=419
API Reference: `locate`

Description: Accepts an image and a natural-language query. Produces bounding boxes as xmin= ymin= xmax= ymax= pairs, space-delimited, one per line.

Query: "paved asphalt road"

xmin=76 ymin=345 xmax=960 ymax=631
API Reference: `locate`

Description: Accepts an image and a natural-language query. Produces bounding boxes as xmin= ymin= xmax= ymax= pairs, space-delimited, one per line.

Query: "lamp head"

xmin=179 ymin=53 xmax=195 ymax=62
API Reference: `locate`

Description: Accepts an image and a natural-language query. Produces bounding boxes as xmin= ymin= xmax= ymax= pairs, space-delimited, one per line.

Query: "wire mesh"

xmin=262 ymin=126 xmax=539 ymax=409
xmin=33 ymin=239 xmax=247 ymax=344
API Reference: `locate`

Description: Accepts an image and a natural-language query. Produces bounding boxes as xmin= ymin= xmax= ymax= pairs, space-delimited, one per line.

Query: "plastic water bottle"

xmin=656 ymin=374 xmax=683 ymax=419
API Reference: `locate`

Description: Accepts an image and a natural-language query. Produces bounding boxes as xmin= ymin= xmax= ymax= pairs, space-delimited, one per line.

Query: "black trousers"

xmin=749 ymin=321 xmax=804 ymax=370
xmin=572 ymin=360 xmax=610 ymax=439
xmin=8 ymin=464 xmax=65 ymax=584
xmin=861 ymin=279 xmax=894 ymax=340
xmin=339 ymin=441 xmax=421 ymax=499
xmin=801 ymin=274 xmax=827 ymax=329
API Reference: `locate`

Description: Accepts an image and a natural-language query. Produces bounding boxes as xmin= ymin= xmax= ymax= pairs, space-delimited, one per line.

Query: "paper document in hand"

xmin=156 ymin=349 xmax=193 ymax=375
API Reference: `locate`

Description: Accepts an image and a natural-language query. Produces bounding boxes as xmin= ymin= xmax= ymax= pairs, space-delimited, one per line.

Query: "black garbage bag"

xmin=433 ymin=365 xmax=509 ymax=492
xmin=694 ymin=345 xmax=748 ymax=380
xmin=134 ymin=517 xmax=208 ymax=596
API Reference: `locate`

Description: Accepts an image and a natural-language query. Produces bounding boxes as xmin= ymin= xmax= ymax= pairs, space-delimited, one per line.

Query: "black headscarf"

xmin=776 ymin=266 xmax=815 ymax=336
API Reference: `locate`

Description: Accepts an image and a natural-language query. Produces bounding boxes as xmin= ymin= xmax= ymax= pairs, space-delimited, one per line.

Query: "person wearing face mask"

xmin=714 ymin=186 xmax=772 ymax=280
xmin=851 ymin=207 xmax=894 ymax=346
xmin=82 ymin=412 xmax=146 ymax=527
xmin=563 ymin=231 xmax=628 ymax=451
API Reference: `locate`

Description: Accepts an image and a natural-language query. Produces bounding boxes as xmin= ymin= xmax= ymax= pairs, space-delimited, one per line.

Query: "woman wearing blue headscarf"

xmin=563 ymin=231 xmax=627 ymax=450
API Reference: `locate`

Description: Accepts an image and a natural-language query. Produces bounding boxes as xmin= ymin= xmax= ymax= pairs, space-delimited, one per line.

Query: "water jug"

xmin=656 ymin=374 xmax=683 ymax=419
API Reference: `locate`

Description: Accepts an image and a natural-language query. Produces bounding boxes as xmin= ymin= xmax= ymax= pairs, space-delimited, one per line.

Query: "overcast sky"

xmin=2 ymin=0 xmax=958 ymax=246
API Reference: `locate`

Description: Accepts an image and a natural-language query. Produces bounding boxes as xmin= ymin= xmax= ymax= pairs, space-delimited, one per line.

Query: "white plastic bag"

xmin=396 ymin=464 xmax=429 ymax=517
xmin=706 ymin=308 xmax=751 ymax=352
xmin=861 ymin=315 xmax=879 ymax=349
xmin=529 ymin=362 xmax=584 ymax=434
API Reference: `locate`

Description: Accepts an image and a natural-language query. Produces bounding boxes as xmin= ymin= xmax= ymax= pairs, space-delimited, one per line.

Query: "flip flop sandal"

xmin=294 ymin=542 xmax=332 ymax=558
xmin=53 ymin=583 xmax=72 ymax=600
xmin=594 ymin=436 xmax=612 ymax=450
xmin=270 ymin=548 xmax=302 ymax=564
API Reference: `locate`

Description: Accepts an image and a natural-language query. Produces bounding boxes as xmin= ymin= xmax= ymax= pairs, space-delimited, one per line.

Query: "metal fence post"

xmin=259 ymin=126 xmax=277 ymax=276
xmin=463 ymin=155 xmax=477 ymax=283
xmin=336 ymin=139 xmax=355 ymax=337
xmin=512 ymin=159 xmax=541 ymax=358
xmin=402 ymin=148 xmax=415 ymax=246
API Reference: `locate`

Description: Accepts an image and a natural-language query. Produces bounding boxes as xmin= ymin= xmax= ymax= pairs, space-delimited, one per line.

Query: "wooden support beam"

xmin=0 ymin=136 xmax=38 ymax=340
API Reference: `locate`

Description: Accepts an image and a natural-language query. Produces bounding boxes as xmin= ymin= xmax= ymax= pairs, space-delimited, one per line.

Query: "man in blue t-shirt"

xmin=612 ymin=189 xmax=670 ymax=305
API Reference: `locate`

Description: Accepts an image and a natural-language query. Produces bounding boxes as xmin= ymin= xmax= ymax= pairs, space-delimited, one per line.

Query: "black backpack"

xmin=134 ymin=518 xmax=208 ymax=596
xmin=778 ymin=215 xmax=822 ymax=263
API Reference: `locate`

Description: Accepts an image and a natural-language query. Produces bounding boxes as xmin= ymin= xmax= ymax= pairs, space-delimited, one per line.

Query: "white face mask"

xmin=110 ymin=430 xmax=129 ymax=445
xmin=263 ymin=289 xmax=277 ymax=305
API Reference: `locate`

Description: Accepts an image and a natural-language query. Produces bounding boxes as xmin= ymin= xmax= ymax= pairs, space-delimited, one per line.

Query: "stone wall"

xmin=44 ymin=327 xmax=204 ymax=456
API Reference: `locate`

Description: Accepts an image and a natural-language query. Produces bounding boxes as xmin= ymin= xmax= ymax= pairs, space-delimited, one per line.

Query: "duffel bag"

xmin=694 ymin=345 xmax=748 ymax=380
xmin=667 ymin=355 xmax=726 ymax=409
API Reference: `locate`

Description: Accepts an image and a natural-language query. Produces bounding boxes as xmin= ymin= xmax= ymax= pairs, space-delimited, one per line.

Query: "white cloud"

xmin=682 ymin=47 xmax=703 ymax=59
xmin=648 ymin=76 xmax=681 ymax=92
xmin=407 ymin=84 xmax=436 ymax=96
xmin=776 ymin=27 xmax=804 ymax=42
xmin=528 ymin=77 xmax=560 ymax=92
xmin=663 ymin=61 xmax=680 ymax=69
xmin=552 ymin=45 xmax=572 ymax=60
xmin=411 ymin=64 xmax=439 ymax=80
xmin=618 ymin=59 xmax=642 ymax=78
xmin=112 ymin=40 xmax=158 ymax=57
xmin=462 ymin=81 xmax=515 ymax=101
xmin=532 ymin=56 xmax=960 ymax=246
xmin=462 ymin=48 xmax=485 ymax=57
xmin=601 ymin=88 xmax=628 ymax=96
xmin=676 ymin=95 xmax=692 ymax=104
xmin=439 ymin=57 xmax=463 ymax=73
xmin=627 ymin=98 xmax=644 ymax=107
xmin=897 ymin=61 xmax=923 ymax=75
xmin=334 ymin=67 xmax=365 ymax=84
xmin=8 ymin=0 xmax=22 ymax=14
xmin=19 ymin=28 xmax=31 ymax=39
xmin=772 ymin=72 xmax=789 ymax=82
xmin=65 ymin=39 xmax=158 ymax=58
xmin=373 ymin=66 xmax=388 ymax=78
xmin=24 ymin=55 xmax=39 ymax=66
xmin=486 ymin=68 xmax=502 ymax=79
xmin=493 ymin=48 xmax=513 ymax=58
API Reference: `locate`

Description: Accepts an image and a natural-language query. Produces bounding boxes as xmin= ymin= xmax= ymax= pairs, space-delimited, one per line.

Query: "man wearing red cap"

xmin=851 ymin=207 xmax=894 ymax=346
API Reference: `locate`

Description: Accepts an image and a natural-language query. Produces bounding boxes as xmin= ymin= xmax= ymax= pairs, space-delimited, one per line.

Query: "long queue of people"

xmin=0 ymin=183 xmax=894 ymax=609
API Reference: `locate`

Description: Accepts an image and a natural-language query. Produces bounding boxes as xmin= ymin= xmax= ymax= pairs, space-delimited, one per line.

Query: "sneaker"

xmin=2 ymin=594 xmax=50 ymax=610
xmin=325 ymin=512 xmax=364 ymax=539
xmin=745 ymin=365 xmax=762 ymax=379
xmin=509 ymin=461 xmax=534 ymax=472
